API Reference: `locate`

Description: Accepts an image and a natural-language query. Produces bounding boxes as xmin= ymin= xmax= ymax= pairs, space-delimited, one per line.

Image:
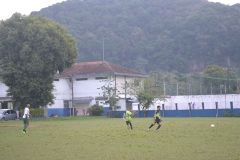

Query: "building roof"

xmin=61 ymin=61 xmax=147 ymax=78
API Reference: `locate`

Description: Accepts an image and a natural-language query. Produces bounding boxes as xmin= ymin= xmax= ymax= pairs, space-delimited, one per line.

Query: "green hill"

xmin=32 ymin=0 xmax=240 ymax=73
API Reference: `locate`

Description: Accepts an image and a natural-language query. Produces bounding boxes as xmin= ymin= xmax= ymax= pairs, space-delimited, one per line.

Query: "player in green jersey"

xmin=148 ymin=105 xmax=162 ymax=131
xmin=123 ymin=109 xmax=133 ymax=130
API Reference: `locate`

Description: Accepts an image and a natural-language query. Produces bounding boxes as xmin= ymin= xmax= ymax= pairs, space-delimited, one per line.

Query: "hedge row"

xmin=20 ymin=108 xmax=44 ymax=117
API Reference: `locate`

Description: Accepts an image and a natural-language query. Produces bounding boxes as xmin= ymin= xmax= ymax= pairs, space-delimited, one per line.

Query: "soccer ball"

xmin=211 ymin=124 xmax=215 ymax=128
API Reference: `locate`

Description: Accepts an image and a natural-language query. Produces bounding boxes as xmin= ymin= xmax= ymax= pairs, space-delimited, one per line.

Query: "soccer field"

xmin=0 ymin=117 xmax=239 ymax=160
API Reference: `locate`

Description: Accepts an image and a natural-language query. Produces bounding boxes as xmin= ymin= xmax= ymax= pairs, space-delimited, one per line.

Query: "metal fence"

xmin=163 ymin=78 xmax=240 ymax=96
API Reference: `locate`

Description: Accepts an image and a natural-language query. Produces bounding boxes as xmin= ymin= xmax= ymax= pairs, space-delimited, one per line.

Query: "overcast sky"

xmin=0 ymin=0 xmax=67 ymax=21
xmin=0 ymin=0 xmax=240 ymax=21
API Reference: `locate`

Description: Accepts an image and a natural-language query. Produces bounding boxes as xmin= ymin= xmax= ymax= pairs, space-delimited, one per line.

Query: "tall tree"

xmin=0 ymin=13 xmax=78 ymax=108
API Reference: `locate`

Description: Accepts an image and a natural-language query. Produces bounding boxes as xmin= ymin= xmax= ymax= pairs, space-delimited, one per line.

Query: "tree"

xmin=202 ymin=65 xmax=237 ymax=94
xmin=137 ymin=90 xmax=154 ymax=117
xmin=0 ymin=13 xmax=78 ymax=108
xmin=126 ymin=77 xmax=164 ymax=101
xmin=100 ymin=76 xmax=119 ymax=111
xmin=125 ymin=77 xmax=163 ymax=117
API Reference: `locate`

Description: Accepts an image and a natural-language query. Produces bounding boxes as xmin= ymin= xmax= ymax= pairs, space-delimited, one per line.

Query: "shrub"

xmin=223 ymin=110 xmax=240 ymax=117
xmin=20 ymin=108 xmax=44 ymax=117
xmin=88 ymin=104 xmax=104 ymax=116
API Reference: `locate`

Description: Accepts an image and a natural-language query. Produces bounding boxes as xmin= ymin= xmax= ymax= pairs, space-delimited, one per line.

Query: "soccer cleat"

xmin=147 ymin=128 xmax=150 ymax=131
xmin=156 ymin=129 xmax=159 ymax=132
xmin=22 ymin=130 xmax=28 ymax=134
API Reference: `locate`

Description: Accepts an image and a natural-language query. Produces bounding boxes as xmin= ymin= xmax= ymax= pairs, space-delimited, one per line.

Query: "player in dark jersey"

xmin=147 ymin=106 xmax=162 ymax=131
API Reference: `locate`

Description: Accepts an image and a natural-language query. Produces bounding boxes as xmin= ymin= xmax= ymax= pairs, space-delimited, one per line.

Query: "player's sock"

xmin=156 ymin=125 xmax=161 ymax=130
xmin=129 ymin=123 xmax=133 ymax=129
xmin=149 ymin=124 xmax=153 ymax=129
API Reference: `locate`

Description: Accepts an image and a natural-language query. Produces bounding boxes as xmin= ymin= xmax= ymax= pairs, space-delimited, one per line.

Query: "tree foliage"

xmin=125 ymin=77 xmax=163 ymax=116
xmin=202 ymin=65 xmax=237 ymax=93
xmin=126 ymin=77 xmax=164 ymax=100
xmin=100 ymin=76 xmax=119 ymax=111
xmin=32 ymin=0 xmax=240 ymax=73
xmin=0 ymin=13 xmax=78 ymax=108
xmin=137 ymin=90 xmax=154 ymax=111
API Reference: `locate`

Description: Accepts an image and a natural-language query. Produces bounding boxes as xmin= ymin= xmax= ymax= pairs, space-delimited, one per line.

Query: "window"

xmin=95 ymin=77 xmax=107 ymax=80
xmin=54 ymin=79 xmax=59 ymax=81
xmin=64 ymin=101 xmax=69 ymax=108
xmin=76 ymin=78 xmax=88 ymax=81
xmin=95 ymin=96 xmax=108 ymax=100
xmin=115 ymin=106 xmax=121 ymax=109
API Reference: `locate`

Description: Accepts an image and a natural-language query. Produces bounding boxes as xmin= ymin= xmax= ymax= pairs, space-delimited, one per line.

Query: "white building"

xmin=0 ymin=77 xmax=13 ymax=109
xmin=48 ymin=61 xmax=147 ymax=116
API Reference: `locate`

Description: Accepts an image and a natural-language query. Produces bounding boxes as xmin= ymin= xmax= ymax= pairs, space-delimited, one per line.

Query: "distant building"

xmin=0 ymin=77 xmax=12 ymax=109
xmin=48 ymin=61 xmax=147 ymax=116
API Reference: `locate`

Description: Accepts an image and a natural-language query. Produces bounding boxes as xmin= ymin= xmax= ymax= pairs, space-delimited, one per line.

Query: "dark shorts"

xmin=155 ymin=117 xmax=162 ymax=124
xmin=126 ymin=121 xmax=131 ymax=125
xmin=23 ymin=118 xmax=29 ymax=124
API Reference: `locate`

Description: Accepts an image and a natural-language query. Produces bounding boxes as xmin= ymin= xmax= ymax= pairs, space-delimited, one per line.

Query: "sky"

xmin=0 ymin=0 xmax=67 ymax=21
xmin=0 ymin=0 xmax=240 ymax=21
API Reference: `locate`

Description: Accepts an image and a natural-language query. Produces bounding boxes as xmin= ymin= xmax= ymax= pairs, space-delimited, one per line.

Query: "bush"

xmin=223 ymin=110 xmax=240 ymax=117
xmin=20 ymin=108 xmax=44 ymax=117
xmin=87 ymin=104 xmax=104 ymax=116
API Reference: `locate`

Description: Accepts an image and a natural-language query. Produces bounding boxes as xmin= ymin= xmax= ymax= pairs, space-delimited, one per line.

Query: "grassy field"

xmin=0 ymin=117 xmax=240 ymax=160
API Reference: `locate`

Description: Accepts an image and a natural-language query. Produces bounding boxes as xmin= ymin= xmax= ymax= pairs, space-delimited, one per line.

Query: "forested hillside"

xmin=32 ymin=0 xmax=240 ymax=74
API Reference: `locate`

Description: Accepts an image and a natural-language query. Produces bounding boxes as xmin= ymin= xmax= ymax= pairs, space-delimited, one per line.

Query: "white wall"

xmin=115 ymin=76 xmax=133 ymax=94
xmin=135 ymin=94 xmax=240 ymax=111
xmin=48 ymin=78 xmax=71 ymax=108
xmin=0 ymin=81 xmax=8 ymax=97
xmin=73 ymin=77 xmax=104 ymax=98
xmin=163 ymin=95 xmax=240 ymax=110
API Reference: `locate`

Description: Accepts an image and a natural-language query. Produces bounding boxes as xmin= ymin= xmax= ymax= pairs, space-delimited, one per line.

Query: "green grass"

xmin=0 ymin=117 xmax=240 ymax=160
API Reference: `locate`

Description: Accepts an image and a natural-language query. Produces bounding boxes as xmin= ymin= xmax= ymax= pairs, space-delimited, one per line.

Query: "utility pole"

xmin=163 ymin=82 xmax=166 ymax=96
xmin=176 ymin=83 xmax=178 ymax=96
xmin=211 ymin=83 xmax=212 ymax=95
xmin=71 ymin=75 xmax=74 ymax=116
xmin=102 ymin=37 xmax=105 ymax=61
xmin=226 ymin=67 xmax=235 ymax=94
xmin=200 ymin=83 xmax=202 ymax=95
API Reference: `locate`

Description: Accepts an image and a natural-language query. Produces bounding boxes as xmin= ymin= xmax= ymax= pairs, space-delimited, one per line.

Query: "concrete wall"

xmin=0 ymin=81 xmax=8 ymax=97
xmin=169 ymin=94 xmax=240 ymax=110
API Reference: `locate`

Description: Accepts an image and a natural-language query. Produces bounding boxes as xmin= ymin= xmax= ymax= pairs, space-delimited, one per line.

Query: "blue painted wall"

xmin=47 ymin=108 xmax=75 ymax=117
xmin=47 ymin=108 xmax=240 ymax=117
